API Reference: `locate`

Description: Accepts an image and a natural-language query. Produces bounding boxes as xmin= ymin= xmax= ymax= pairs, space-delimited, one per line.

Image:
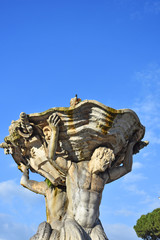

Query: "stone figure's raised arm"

xmin=43 ymin=113 xmax=70 ymax=176
xmin=107 ymin=140 xmax=136 ymax=183
xmin=47 ymin=113 xmax=61 ymax=161
xmin=20 ymin=164 xmax=48 ymax=195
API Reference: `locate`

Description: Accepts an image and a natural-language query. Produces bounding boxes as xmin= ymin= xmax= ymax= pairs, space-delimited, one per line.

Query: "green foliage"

xmin=134 ymin=208 xmax=160 ymax=240
xmin=45 ymin=178 xmax=53 ymax=188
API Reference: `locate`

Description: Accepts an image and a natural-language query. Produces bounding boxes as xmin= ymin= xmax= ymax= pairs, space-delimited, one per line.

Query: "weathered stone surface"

xmin=30 ymin=222 xmax=52 ymax=240
xmin=0 ymin=98 xmax=148 ymax=240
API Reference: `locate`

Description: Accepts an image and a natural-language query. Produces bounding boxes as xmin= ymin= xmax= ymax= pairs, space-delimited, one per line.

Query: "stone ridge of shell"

xmin=28 ymin=100 xmax=142 ymax=124
xmin=27 ymin=100 xmax=145 ymax=162
xmin=28 ymin=100 xmax=145 ymax=137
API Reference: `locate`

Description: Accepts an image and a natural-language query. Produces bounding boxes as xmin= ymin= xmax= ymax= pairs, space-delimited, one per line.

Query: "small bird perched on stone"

xmin=70 ymin=94 xmax=81 ymax=107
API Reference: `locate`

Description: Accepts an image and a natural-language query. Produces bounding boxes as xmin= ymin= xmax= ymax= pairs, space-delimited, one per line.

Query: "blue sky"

xmin=0 ymin=0 xmax=160 ymax=239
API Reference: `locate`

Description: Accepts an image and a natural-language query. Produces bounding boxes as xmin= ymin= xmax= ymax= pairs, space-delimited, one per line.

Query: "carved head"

xmin=90 ymin=147 xmax=115 ymax=173
xmin=43 ymin=126 xmax=52 ymax=142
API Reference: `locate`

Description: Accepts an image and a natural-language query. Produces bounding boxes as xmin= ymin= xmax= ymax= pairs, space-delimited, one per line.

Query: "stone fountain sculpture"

xmin=0 ymin=96 xmax=148 ymax=240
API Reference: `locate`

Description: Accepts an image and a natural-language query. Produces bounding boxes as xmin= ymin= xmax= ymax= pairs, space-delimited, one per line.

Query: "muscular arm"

xmin=20 ymin=166 xmax=48 ymax=195
xmin=48 ymin=113 xmax=60 ymax=161
xmin=47 ymin=113 xmax=71 ymax=175
xmin=107 ymin=141 xmax=135 ymax=183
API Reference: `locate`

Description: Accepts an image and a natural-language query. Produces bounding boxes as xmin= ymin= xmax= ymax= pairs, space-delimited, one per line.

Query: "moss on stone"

xmin=4 ymin=130 xmax=21 ymax=143
xmin=45 ymin=178 xmax=54 ymax=188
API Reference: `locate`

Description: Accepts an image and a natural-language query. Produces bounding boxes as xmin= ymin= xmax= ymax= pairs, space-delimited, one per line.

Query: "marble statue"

xmin=0 ymin=96 xmax=148 ymax=240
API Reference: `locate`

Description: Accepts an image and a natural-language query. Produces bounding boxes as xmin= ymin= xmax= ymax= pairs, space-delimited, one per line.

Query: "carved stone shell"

xmin=28 ymin=100 xmax=145 ymax=162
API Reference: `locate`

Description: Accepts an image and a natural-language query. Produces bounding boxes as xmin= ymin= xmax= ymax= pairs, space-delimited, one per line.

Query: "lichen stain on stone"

xmin=4 ymin=129 xmax=21 ymax=144
xmin=45 ymin=198 xmax=50 ymax=222
xmin=97 ymin=123 xmax=111 ymax=135
xmin=54 ymin=186 xmax=59 ymax=197
xmin=96 ymin=110 xmax=118 ymax=135
xmin=5 ymin=134 xmax=17 ymax=143
xmin=35 ymin=107 xmax=70 ymax=117
xmin=78 ymin=149 xmax=85 ymax=161
xmin=66 ymin=109 xmax=76 ymax=134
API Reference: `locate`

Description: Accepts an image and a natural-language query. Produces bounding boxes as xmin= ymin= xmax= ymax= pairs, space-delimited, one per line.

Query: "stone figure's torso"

xmin=66 ymin=161 xmax=109 ymax=228
xmin=45 ymin=185 xmax=67 ymax=230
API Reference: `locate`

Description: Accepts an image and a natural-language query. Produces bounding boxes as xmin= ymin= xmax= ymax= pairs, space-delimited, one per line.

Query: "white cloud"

xmin=133 ymin=64 xmax=160 ymax=146
xmin=132 ymin=162 xmax=143 ymax=170
xmin=0 ymin=213 xmax=35 ymax=240
xmin=114 ymin=209 xmax=137 ymax=217
xmin=141 ymin=151 xmax=151 ymax=158
xmin=105 ymin=223 xmax=138 ymax=240
xmin=0 ymin=180 xmax=38 ymax=203
xmin=9 ymin=162 xmax=17 ymax=168
xmin=134 ymin=63 xmax=160 ymax=86
xmin=125 ymin=184 xmax=146 ymax=196
xmin=130 ymin=10 xmax=142 ymax=20
xmin=135 ymin=63 xmax=160 ymax=84
xmin=144 ymin=0 xmax=160 ymax=15
xmin=148 ymin=198 xmax=160 ymax=210
xmin=133 ymin=95 xmax=160 ymax=129
xmin=123 ymin=173 xmax=147 ymax=184
xmin=145 ymin=130 xmax=160 ymax=144
xmin=0 ymin=180 xmax=20 ymax=197
xmin=139 ymin=193 xmax=160 ymax=210
xmin=0 ymin=179 xmax=43 ymax=203
xmin=0 ymin=179 xmax=46 ymax=240
xmin=130 ymin=1 xmax=160 ymax=20
xmin=0 ymin=179 xmax=45 ymax=220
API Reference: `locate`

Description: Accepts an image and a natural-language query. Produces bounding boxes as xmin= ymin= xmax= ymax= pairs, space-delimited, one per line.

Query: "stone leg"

xmin=59 ymin=218 xmax=91 ymax=240
xmin=30 ymin=222 xmax=52 ymax=240
xmin=49 ymin=229 xmax=60 ymax=240
xmin=89 ymin=219 xmax=108 ymax=240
